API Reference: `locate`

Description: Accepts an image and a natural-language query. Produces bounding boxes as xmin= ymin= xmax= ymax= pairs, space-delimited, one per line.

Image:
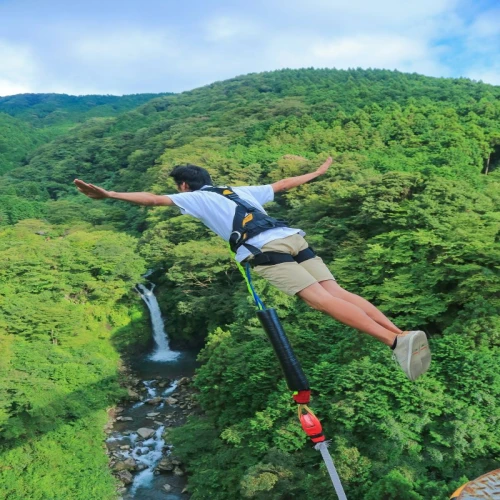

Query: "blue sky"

xmin=0 ymin=0 xmax=498 ymax=96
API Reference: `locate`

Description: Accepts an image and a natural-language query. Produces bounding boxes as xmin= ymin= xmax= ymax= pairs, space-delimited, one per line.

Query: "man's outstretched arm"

xmin=74 ymin=179 xmax=174 ymax=206
xmin=271 ymin=156 xmax=333 ymax=193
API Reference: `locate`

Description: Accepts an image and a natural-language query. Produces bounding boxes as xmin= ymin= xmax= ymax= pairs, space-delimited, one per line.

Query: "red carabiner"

xmin=298 ymin=406 xmax=325 ymax=443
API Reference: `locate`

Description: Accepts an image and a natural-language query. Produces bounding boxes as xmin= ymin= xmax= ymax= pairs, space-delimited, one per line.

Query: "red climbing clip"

xmin=298 ymin=405 xmax=325 ymax=443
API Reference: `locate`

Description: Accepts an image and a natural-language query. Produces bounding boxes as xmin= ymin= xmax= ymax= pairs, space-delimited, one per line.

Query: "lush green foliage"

xmin=1 ymin=69 xmax=499 ymax=499
xmin=0 ymin=93 xmax=166 ymax=127
xmin=0 ymin=113 xmax=49 ymax=175
xmin=0 ymin=220 xmax=148 ymax=499
xmin=0 ymin=92 xmax=166 ymax=176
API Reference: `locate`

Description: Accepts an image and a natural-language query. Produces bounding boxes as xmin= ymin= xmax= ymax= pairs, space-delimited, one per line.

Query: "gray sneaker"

xmin=392 ymin=331 xmax=431 ymax=381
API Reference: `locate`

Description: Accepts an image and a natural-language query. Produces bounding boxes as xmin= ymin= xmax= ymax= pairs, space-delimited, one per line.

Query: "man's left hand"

xmin=316 ymin=156 xmax=333 ymax=176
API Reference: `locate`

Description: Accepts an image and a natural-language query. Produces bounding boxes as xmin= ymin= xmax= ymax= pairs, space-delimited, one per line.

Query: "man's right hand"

xmin=74 ymin=179 xmax=111 ymax=199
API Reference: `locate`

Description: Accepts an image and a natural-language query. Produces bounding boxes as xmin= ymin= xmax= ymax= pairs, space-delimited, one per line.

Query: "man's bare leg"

xmin=320 ymin=280 xmax=403 ymax=335
xmin=297 ymin=282 xmax=398 ymax=346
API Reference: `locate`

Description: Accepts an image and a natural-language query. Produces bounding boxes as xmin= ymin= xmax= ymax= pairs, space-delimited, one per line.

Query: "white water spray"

xmin=136 ymin=283 xmax=180 ymax=362
xmin=129 ymin=426 xmax=167 ymax=495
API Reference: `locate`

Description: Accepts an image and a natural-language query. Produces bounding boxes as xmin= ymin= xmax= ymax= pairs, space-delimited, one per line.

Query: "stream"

xmin=105 ymin=282 xmax=199 ymax=499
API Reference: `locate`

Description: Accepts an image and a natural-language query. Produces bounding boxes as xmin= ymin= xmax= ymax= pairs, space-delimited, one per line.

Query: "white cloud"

xmin=0 ymin=40 xmax=39 ymax=96
xmin=72 ymin=29 xmax=178 ymax=64
xmin=461 ymin=7 xmax=500 ymax=85
xmin=0 ymin=79 xmax=31 ymax=96
xmin=311 ymin=35 xmax=426 ymax=66
xmin=192 ymin=1 xmax=461 ymax=87
xmin=253 ymin=33 xmax=449 ymax=80
xmin=1 ymin=0 xmax=498 ymax=96
xmin=204 ymin=16 xmax=259 ymax=42
xmin=464 ymin=7 xmax=500 ymax=53
xmin=272 ymin=0 xmax=459 ymax=28
xmin=466 ymin=69 xmax=500 ymax=85
xmin=468 ymin=8 xmax=500 ymax=39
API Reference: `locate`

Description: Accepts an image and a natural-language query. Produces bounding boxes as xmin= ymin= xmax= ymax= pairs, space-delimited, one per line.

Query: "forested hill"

xmin=0 ymin=92 xmax=168 ymax=175
xmin=0 ymin=93 xmax=169 ymax=125
xmin=1 ymin=69 xmax=499 ymax=499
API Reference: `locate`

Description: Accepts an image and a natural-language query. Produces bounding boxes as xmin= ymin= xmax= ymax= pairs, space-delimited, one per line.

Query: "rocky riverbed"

xmin=104 ymin=364 xmax=199 ymax=499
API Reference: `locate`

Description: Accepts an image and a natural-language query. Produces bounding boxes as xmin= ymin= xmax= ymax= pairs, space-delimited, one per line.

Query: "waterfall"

xmin=136 ymin=283 xmax=180 ymax=362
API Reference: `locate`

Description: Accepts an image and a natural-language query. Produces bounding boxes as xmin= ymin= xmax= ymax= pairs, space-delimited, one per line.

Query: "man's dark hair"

xmin=169 ymin=164 xmax=212 ymax=191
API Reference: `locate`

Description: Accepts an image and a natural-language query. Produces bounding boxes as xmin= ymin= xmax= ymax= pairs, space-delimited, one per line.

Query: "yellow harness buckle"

xmin=242 ymin=213 xmax=253 ymax=226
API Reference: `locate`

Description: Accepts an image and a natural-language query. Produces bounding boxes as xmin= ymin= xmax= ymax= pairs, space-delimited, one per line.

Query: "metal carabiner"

xmin=230 ymin=231 xmax=242 ymax=243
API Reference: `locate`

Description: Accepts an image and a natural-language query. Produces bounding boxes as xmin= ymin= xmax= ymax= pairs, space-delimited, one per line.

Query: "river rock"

xmin=173 ymin=466 xmax=184 ymax=476
xmin=113 ymin=457 xmax=137 ymax=472
xmin=157 ymin=458 xmax=174 ymax=471
xmin=116 ymin=470 xmax=134 ymax=485
xmin=178 ymin=377 xmax=190 ymax=386
xmin=116 ymin=416 xmax=133 ymax=421
xmin=137 ymin=427 xmax=156 ymax=439
xmin=145 ymin=397 xmax=162 ymax=405
xmin=163 ymin=483 xmax=173 ymax=492
xmin=146 ymin=412 xmax=160 ymax=417
xmin=164 ymin=397 xmax=178 ymax=405
xmin=127 ymin=389 xmax=140 ymax=400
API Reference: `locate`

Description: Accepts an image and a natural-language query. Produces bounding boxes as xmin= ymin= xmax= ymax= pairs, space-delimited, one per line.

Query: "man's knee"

xmin=320 ymin=280 xmax=347 ymax=297
xmin=298 ymin=286 xmax=331 ymax=313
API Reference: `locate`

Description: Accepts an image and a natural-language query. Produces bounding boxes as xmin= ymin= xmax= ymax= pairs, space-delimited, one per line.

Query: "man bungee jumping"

xmin=74 ymin=157 xmax=431 ymax=381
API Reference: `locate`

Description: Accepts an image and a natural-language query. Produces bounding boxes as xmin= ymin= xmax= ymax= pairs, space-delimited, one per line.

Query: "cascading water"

xmin=128 ymin=426 xmax=166 ymax=495
xmin=105 ymin=280 xmax=198 ymax=499
xmin=106 ymin=379 xmax=188 ymax=499
xmin=136 ymin=283 xmax=180 ymax=362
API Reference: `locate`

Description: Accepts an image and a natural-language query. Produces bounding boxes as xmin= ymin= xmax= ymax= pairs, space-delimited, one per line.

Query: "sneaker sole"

xmin=420 ymin=333 xmax=432 ymax=374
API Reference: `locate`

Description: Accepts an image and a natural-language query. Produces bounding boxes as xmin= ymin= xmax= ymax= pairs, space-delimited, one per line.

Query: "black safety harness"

xmin=201 ymin=186 xmax=316 ymax=267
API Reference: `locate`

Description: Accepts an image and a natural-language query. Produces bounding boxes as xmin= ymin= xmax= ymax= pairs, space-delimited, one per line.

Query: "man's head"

xmin=169 ymin=164 xmax=212 ymax=192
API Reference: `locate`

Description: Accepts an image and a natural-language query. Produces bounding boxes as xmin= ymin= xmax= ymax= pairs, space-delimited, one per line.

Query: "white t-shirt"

xmin=167 ymin=185 xmax=304 ymax=262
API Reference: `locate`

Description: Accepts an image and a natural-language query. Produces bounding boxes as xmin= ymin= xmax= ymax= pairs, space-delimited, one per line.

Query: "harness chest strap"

xmin=201 ymin=186 xmax=316 ymax=264
xmin=201 ymin=186 xmax=287 ymax=250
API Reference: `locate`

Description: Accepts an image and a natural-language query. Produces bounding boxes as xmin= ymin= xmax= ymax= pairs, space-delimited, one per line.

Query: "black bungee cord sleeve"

xmin=256 ymin=308 xmax=309 ymax=392
xmin=241 ymin=261 xmax=348 ymax=498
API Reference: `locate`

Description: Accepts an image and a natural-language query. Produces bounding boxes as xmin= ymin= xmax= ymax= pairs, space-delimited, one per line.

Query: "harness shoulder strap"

xmin=201 ymin=186 xmax=258 ymax=213
xmin=201 ymin=187 xmax=314 ymax=265
xmin=201 ymin=186 xmax=288 ymax=252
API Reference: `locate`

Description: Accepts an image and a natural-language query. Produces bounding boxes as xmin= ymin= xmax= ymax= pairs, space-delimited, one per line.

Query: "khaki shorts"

xmin=250 ymin=234 xmax=335 ymax=296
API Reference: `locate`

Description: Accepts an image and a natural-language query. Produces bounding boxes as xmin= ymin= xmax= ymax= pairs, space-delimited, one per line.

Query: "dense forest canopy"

xmin=0 ymin=93 xmax=168 ymax=125
xmin=0 ymin=68 xmax=499 ymax=499
xmin=0 ymin=93 xmax=169 ymax=176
